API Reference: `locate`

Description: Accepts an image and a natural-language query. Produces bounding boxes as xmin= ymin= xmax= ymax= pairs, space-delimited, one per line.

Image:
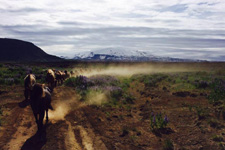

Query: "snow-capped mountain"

xmin=73 ymin=48 xmax=201 ymax=62
xmin=75 ymin=49 xmax=153 ymax=57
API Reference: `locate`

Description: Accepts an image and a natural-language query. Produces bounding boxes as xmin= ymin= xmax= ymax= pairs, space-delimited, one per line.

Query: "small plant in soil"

xmin=163 ymin=139 xmax=174 ymax=150
xmin=0 ymin=107 xmax=2 ymax=126
xmin=212 ymin=135 xmax=224 ymax=142
xmin=208 ymin=79 xmax=225 ymax=105
xmin=150 ymin=112 xmax=169 ymax=131
xmin=208 ymin=119 xmax=224 ymax=129
xmin=120 ymin=128 xmax=129 ymax=137
xmin=194 ymin=106 xmax=209 ymax=120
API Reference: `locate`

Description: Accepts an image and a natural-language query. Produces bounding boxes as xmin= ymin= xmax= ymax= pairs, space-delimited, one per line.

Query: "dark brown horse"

xmin=64 ymin=70 xmax=70 ymax=79
xmin=54 ymin=70 xmax=65 ymax=85
xmin=30 ymin=83 xmax=53 ymax=135
xmin=24 ymin=74 xmax=36 ymax=100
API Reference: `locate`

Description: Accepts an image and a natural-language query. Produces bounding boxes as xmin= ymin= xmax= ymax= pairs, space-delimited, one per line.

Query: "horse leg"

xmin=38 ymin=110 xmax=45 ymax=140
xmin=24 ymin=89 xmax=28 ymax=100
xmin=38 ymin=111 xmax=44 ymax=133
xmin=32 ymin=111 xmax=38 ymax=125
xmin=46 ymin=109 xmax=49 ymax=123
xmin=55 ymin=80 xmax=57 ymax=87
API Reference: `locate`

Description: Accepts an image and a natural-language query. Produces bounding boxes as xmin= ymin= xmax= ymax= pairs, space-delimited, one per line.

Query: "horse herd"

xmin=23 ymin=69 xmax=71 ymax=138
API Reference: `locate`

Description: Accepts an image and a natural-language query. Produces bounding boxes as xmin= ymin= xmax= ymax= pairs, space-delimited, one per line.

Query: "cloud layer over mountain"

xmin=0 ymin=0 xmax=225 ymax=61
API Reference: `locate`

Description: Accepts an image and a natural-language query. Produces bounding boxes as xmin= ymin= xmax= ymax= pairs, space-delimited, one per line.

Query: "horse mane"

xmin=24 ymin=74 xmax=30 ymax=81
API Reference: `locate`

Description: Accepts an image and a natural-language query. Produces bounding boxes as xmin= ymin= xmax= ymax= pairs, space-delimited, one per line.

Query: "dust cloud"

xmin=85 ymin=91 xmax=107 ymax=105
xmin=48 ymin=89 xmax=107 ymax=121
xmin=49 ymin=97 xmax=84 ymax=121
xmin=72 ymin=63 xmax=196 ymax=77
xmin=49 ymin=63 xmax=198 ymax=121
xmin=48 ymin=101 xmax=70 ymax=120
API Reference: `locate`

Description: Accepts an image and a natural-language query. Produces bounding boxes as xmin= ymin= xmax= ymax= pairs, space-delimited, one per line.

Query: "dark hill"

xmin=0 ymin=38 xmax=63 ymax=62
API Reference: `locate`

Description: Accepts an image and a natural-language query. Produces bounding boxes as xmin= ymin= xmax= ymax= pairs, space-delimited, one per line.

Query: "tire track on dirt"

xmin=65 ymin=121 xmax=82 ymax=150
xmin=52 ymin=86 xmax=107 ymax=150
xmin=75 ymin=125 xmax=94 ymax=150
xmin=50 ymin=87 xmax=85 ymax=150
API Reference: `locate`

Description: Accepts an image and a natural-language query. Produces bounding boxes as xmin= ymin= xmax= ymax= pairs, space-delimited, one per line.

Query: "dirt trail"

xmin=2 ymin=106 xmax=36 ymax=150
xmin=51 ymin=87 xmax=107 ymax=150
xmin=65 ymin=121 xmax=82 ymax=150
xmin=0 ymin=86 xmax=107 ymax=150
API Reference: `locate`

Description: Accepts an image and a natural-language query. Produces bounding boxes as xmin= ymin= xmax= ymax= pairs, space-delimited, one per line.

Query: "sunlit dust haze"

xmin=48 ymin=96 xmax=84 ymax=121
xmin=49 ymin=63 xmax=212 ymax=122
xmin=72 ymin=64 xmax=198 ymax=77
xmin=48 ymin=88 xmax=108 ymax=121
xmin=85 ymin=91 xmax=107 ymax=105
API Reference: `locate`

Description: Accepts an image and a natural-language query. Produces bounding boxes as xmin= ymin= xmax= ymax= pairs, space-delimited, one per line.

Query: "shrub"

xmin=90 ymin=75 xmax=119 ymax=86
xmin=150 ymin=112 xmax=169 ymax=130
xmin=120 ymin=128 xmax=129 ymax=137
xmin=212 ymin=135 xmax=224 ymax=142
xmin=0 ymin=107 xmax=2 ymax=115
xmin=110 ymin=87 xmax=123 ymax=99
xmin=195 ymin=80 xmax=209 ymax=89
xmin=163 ymin=139 xmax=174 ymax=150
xmin=64 ymin=75 xmax=89 ymax=91
xmin=208 ymin=79 xmax=225 ymax=105
xmin=14 ymin=78 xmax=23 ymax=85
xmin=144 ymin=74 xmax=168 ymax=88
xmin=0 ymin=107 xmax=2 ymax=126
xmin=4 ymin=78 xmax=14 ymax=85
xmin=119 ymin=78 xmax=132 ymax=92
xmin=194 ymin=106 xmax=208 ymax=120
xmin=123 ymin=94 xmax=135 ymax=104
xmin=208 ymin=119 xmax=224 ymax=129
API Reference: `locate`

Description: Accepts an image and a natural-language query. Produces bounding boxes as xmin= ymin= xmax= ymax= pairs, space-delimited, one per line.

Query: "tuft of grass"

xmin=208 ymin=119 xmax=224 ymax=129
xmin=212 ymin=135 xmax=224 ymax=142
xmin=120 ymin=128 xmax=129 ymax=137
xmin=163 ymin=139 xmax=174 ymax=150
xmin=122 ymin=93 xmax=135 ymax=104
xmin=208 ymin=79 xmax=225 ymax=105
xmin=119 ymin=77 xmax=132 ymax=92
xmin=0 ymin=107 xmax=2 ymax=126
xmin=194 ymin=106 xmax=209 ymax=120
xmin=130 ymin=135 xmax=138 ymax=142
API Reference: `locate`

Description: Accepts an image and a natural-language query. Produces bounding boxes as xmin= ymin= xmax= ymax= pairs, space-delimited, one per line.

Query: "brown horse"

xmin=55 ymin=70 xmax=65 ymax=85
xmin=46 ymin=69 xmax=55 ymax=89
xmin=64 ymin=70 xmax=70 ymax=79
xmin=24 ymin=74 xmax=36 ymax=100
xmin=30 ymin=83 xmax=53 ymax=135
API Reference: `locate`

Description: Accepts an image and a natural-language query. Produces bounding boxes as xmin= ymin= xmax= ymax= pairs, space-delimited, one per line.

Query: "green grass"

xmin=0 ymin=64 xmax=46 ymax=85
xmin=208 ymin=79 xmax=225 ymax=105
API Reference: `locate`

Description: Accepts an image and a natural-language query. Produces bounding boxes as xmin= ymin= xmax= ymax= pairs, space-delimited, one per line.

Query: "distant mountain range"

xmin=73 ymin=48 xmax=203 ymax=62
xmin=0 ymin=38 xmax=205 ymax=62
xmin=0 ymin=38 xmax=62 ymax=62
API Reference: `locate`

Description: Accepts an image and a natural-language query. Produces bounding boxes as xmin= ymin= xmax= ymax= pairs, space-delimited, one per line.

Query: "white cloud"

xmin=0 ymin=0 xmax=225 ymax=61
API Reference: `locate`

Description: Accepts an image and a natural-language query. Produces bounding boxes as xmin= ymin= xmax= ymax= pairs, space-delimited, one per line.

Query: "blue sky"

xmin=0 ymin=0 xmax=225 ymax=61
